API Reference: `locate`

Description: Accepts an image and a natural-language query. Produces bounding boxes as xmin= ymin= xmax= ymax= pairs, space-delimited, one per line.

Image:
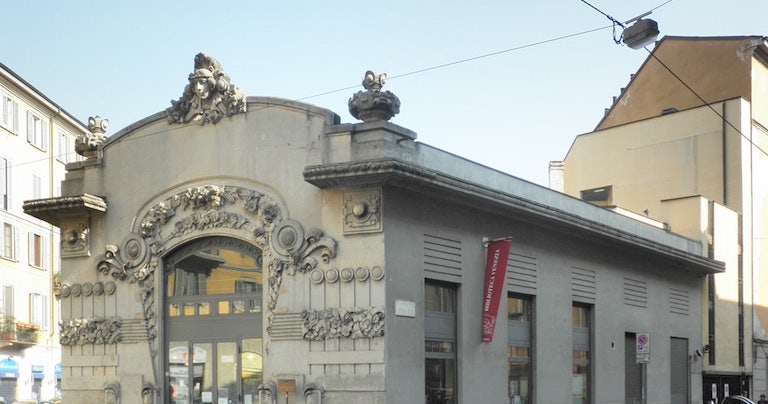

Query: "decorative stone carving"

xmin=104 ymin=382 xmax=120 ymax=404
xmin=61 ymin=218 xmax=90 ymax=258
xmin=166 ymin=53 xmax=246 ymax=125
xmin=343 ymin=188 xmax=382 ymax=234
xmin=95 ymin=184 xmax=339 ymax=361
xmin=348 ymin=71 xmax=400 ymax=122
xmin=142 ymin=383 xmax=157 ymax=404
xmin=75 ymin=116 xmax=109 ymax=159
xmin=59 ymin=317 xmax=123 ymax=346
xmin=302 ymin=307 xmax=385 ymax=340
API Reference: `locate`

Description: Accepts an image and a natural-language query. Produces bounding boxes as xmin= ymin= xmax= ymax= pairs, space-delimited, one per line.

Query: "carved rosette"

xmin=348 ymin=71 xmax=400 ymax=122
xmin=166 ymin=53 xmax=246 ymax=125
xmin=61 ymin=218 xmax=90 ymax=258
xmin=302 ymin=307 xmax=385 ymax=340
xmin=343 ymin=188 xmax=382 ymax=234
xmin=59 ymin=317 xmax=123 ymax=346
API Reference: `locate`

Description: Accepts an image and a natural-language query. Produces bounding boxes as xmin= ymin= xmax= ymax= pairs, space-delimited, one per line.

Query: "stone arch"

xmin=95 ymin=183 xmax=338 ymax=363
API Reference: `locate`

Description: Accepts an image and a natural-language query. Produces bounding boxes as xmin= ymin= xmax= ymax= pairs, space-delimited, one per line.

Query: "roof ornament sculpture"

xmin=348 ymin=70 xmax=400 ymax=122
xmin=166 ymin=53 xmax=246 ymax=125
xmin=75 ymin=115 xmax=109 ymax=159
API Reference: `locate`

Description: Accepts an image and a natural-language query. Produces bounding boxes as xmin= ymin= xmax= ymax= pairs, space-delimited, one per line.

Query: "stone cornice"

xmin=304 ymin=158 xmax=723 ymax=276
xmin=23 ymin=194 xmax=107 ymax=227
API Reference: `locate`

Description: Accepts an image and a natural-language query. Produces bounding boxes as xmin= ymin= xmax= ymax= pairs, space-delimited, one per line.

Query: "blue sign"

xmin=31 ymin=365 xmax=44 ymax=373
xmin=55 ymin=362 xmax=62 ymax=378
xmin=0 ymin=358 xmax=19 ymax=378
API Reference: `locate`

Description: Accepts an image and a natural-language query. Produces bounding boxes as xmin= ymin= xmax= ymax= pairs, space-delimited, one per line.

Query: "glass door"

xmin=169 ymin=339 xmax=262 ymax=404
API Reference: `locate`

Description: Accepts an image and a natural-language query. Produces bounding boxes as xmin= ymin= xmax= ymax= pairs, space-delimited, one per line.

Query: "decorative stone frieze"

xmin=309 ymin=266 xmax=384 ymax=284
xmin=59 ymin=317 xmax=123 ymax=346
xmin=302 ymin=307 xmax=385 ymax=340
xmin=348 ymin=71 xmax=400 ymax=122
xmin=166 ymin=53 xmax=246 ymax=125
xmin=343 ymin=188 xmax=382 ymax=234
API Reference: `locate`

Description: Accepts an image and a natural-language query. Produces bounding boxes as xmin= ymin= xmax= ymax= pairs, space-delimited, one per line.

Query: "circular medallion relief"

xmin=340 ymin=267 xmax=354 ymax=282
xmin=93 ymin=281 xmax=105 ymax=296
xmin=355 ymin=266 xmax=370 ymax=282
xmin=370 ymin=265 xmax=385 ymax=281
xmin=310 ymin=269 xmax=324 ymax=284
xmin=82 ymin=282 xmax=93 ymax=296
xmin=325 ymin=268 xmax=339 ymax=283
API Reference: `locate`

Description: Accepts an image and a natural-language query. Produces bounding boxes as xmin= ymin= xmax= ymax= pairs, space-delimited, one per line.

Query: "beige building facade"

xmin=559 ymin=36 xmax=768 ymax=402
xmin=0 ymin=62 xmax=87 ymax=402
xmin=24 ymin=54 xmax=723 ymax=403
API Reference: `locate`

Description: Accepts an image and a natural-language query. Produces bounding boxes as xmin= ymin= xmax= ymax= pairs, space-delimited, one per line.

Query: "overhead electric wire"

xmin=6 ymin=23 xmax=617 ymax=170
xmin=640 ymin=45 xmax=768 ymax=158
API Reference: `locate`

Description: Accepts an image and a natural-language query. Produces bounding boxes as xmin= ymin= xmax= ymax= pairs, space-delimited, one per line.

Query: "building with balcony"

xmin=557 ymin=35 xmax=768 ymax=402
xmin=0 ymin=61 xmax=87 ymax=403
xmin=23 ymin=54 xmax=724 ymax=403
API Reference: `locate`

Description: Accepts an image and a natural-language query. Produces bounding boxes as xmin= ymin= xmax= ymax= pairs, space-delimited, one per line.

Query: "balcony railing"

xmin=1 ymin=320 xmax=40 ymax=347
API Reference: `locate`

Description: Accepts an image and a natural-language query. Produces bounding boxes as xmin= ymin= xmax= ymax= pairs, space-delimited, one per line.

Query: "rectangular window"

xmin=28 ymin=232 xmax=48 ymax=269
xmin=0 ymin=156 xmax=10 ymax=210
xmin=1 ymin=93 xmax=19 ymax=134
xmin=32 ymin=173 xmax=42 ymax=199
xmin=1 ymin=285 xmax=13 ymax=317
xmin=26 ymin=111 xmax=48 ymax=151
xmin=1 ymin=223 xmax=15 ymax=260
xmin=425 ymin=281 xmax=457 ymax=404
xmin=572 ymin=304 xmax=591 ymax=404
xmin=29 ymin=292 xmax=48 ymax=330
xmin=508 ymin=294 xmax=533 ymax=404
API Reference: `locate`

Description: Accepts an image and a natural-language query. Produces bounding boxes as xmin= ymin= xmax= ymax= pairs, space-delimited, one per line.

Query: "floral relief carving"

xmin=59 ymin=317 xmax=123 ymax=346
xmin=302 ymin=307 xmax=385 ymax=340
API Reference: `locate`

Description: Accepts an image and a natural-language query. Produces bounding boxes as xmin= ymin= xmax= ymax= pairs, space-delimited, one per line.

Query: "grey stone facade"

xmin=24 ymin=56 xmax=722 ymax=403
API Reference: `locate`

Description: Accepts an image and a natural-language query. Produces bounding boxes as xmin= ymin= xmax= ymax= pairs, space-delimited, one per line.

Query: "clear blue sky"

xmin=2 ymin=1 xmax=765 ymax=186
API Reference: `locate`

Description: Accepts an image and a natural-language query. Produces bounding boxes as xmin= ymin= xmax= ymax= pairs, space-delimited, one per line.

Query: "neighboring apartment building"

xmin=23 ymin=53 xmax=722 ymax=403
xmin=557 ymin=35 xmax=768 ymax=403
xmin=0 ymin=62 xmax=88 ymax=402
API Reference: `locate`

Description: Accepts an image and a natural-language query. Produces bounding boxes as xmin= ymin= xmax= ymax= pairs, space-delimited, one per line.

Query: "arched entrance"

xmin=164 ymin=237 xmax=263 ymax=404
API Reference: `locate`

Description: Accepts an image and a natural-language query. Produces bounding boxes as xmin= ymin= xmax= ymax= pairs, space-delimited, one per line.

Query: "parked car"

xmin=722 ymin=396 xmax=756 ymax=404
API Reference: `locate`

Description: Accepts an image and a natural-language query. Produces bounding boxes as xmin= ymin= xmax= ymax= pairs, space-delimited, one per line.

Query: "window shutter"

xmin=1 ymin=94 xmax=8 ymax=126
xmin=28 ymin=232 xmax=33 ymax=265
xmin=6 ymin=160 xmax=11 ymax=210
xmin=42 ymin=294 xmax=49 ymax=330
xmin=41 ymin=119 xmax=48 ymax=151
xmin=13 ymin=225 xmax=19 ymax=261
xmin=42 ymin=235 xmax=49 ymax=269
xmin=3 ymin=285 xmax=13 ymax=315
xmin=12 ymin=101 xmax=18 ymax=134
xmin=27 ymin=111 xmax=33 ymax=143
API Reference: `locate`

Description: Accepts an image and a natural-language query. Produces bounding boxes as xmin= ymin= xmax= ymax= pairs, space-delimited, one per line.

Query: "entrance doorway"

xmin=164 ymin=237 xmax=264 ymax=404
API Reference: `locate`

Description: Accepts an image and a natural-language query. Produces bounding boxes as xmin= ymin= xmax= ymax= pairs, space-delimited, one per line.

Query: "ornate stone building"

xmin=25 ymin=54 xmax=722 ymax=403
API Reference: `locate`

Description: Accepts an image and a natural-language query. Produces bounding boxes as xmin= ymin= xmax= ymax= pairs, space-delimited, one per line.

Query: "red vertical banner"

xmin=482 ymin=238 xmax=512 ymax=343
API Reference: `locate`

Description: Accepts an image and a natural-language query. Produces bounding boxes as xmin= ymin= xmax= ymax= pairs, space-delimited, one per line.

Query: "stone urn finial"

xmin=75 ymin=116 xmax=109 ymax=159
xmin=348 ymin=70 xmax=400 ymax=122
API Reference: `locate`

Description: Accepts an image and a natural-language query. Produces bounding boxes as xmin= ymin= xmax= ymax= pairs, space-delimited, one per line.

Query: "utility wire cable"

xmin=5 ymin=23 xmax=617 ymax=170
